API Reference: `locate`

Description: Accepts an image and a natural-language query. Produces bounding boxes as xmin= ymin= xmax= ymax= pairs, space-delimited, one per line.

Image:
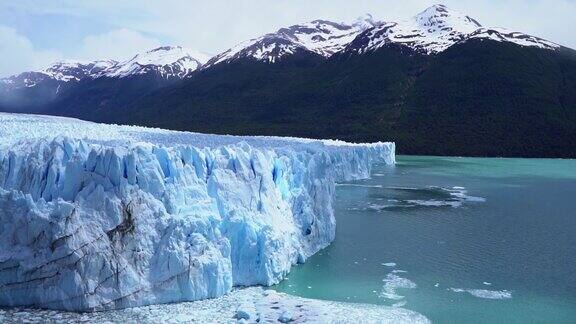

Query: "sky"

xmin=0 ymin=0 xmax=575 ymax=77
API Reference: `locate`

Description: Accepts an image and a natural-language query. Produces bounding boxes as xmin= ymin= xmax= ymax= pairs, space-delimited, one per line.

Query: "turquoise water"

xmin=274 ymin=156 xmax=576 ymax=323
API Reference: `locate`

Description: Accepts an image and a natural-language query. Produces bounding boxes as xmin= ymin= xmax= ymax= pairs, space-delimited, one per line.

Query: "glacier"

xmin=0 ymin=113 xmax=395 ymax=311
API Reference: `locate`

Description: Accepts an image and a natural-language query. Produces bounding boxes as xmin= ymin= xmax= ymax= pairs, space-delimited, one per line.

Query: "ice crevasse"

xmin=0 ymin=113 xmax=395 ymax=311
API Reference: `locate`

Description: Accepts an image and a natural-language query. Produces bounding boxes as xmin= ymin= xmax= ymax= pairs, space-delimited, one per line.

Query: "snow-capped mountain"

xmin=0 ymin=46 xmax=209 ymax=90
xmin=205 ymin=15 xmax=378 ymax=67
xmin=344 ymin=4 xmax=559 ymax=55
xmin=1 ymin=5 xmax=562 ymax=85
xmin=204 ymin=5 xmax=560 ymax=67
xmin=466 ymin=27 xmax=558 ymax=49
xmin=0 ymin=60 xmax=116 ymax=89
xmin=102 ymin=46 xmax=210 ymax=78
xmin=0 ymin=46 xmax=210 ymax=112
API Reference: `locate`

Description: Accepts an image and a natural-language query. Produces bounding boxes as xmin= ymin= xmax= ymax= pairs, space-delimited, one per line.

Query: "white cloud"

xmin=0 ymin=25 xmax=62 ymax=77
xmin=76 ymin=28 xmax=162 ymax=61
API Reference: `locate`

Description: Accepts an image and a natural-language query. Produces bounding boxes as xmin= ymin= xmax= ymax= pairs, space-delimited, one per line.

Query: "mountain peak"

xmin=415 ymin=4 xmax=449 ymax=19
xmin=342 ymin=3 xmax=559 ymax=55
xmin=345 ymin=4 xmax=529 ymax=55
xmin=137 ymin=46 xmax=211 ymax=64
xmin=352 ymin=13 xmax=378 ymax=29
xmin=206 ymin=17 xmax=378 ymax=67
xmin=147 ymin=45 xmax=180 ymax=53
xmin=42 ymin=60 xmax=117 ymax=82
xmin=103 ymin=46 xmax=210 ymax=78
xmin=415 ymin=4 xmax=462 ymax=17
xmin=0 ymin=59 xmax=118 ymax=88
xmin=421 ymin=4 xmax=448 ymax=12
xmin=414 ymin=4 xmax=482 ymax=30
xmin=0 ymin=45 xmax=211 ymax=89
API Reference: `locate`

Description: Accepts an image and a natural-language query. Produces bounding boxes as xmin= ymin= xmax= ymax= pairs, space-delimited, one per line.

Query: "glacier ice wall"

xmin=0 ymin=115 xmax=394 ymax=311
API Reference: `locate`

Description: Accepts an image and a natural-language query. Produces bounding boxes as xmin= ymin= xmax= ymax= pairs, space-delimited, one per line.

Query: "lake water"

xmin=274 ymin=155 xmax=576 ymax=323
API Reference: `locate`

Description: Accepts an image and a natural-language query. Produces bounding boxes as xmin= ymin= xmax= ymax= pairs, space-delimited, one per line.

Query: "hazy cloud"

xmin=77 ymin=28 xmax=163 ymax=62
xmin=0 ymin=26 xmax=62 ymax=76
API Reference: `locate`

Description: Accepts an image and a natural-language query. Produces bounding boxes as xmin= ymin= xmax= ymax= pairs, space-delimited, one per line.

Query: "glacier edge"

xmin=0 ymin=114 xmax=394 ymax=311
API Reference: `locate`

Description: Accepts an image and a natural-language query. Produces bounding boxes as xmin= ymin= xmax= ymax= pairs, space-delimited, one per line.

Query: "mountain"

xmin=118 ymin=5 xmax=575 ymax=158
xmin=0 ymin=46 xmax=208 ymax=112
xmin=343 ymin=4 xmax=558 ymax=55
xmin=1 ymin=5 xmax=575 ymax=158
xmin=0 ymin=60 xmax=116 ymax=111
xmin=2 ymin=60 xmax=116 ymax=86
xmin=103 ymin=46 xmax=210 ymax=78
xmin=204 ymin=15 xmax=378 ymax=67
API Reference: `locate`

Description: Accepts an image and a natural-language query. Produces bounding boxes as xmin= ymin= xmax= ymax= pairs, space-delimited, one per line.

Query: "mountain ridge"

xmin=1 ymin=4 xmax=565 ymax=84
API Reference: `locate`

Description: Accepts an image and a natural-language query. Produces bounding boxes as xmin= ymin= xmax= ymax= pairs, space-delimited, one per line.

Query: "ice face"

xmin=0 ymin=113 xmax=394 ymax=311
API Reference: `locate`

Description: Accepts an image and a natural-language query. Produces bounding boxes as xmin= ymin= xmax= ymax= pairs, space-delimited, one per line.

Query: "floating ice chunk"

xmin=449 ymin=288 xmax=512 ymax=299
xmin=337 ymin=183 xmax=384 ymax=188
xmin=406 ymin=199 xmax=462 ymax=207
xmin=392 ymin=270 xmax=408 ymax=274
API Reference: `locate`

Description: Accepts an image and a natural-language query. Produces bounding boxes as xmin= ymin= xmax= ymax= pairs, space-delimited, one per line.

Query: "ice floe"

xmin=379 ymin=274 xmax=417 ymax=301
xmin=449 ymin=288 xmax=512 ymax=300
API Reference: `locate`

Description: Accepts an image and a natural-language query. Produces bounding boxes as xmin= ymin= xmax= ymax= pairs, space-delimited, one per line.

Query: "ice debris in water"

xmin=0 ymin=113 xmax=395 ymax=311
xmin=379 ymin=273 xmax=417 ymax=300
xmin=449 ymin=288 xmax=512 ymax=299
xmin=392 ymin=269 xmax=408 ymax=274
xmin=0 ymin=287 xmax=430 ymax=323
xmin=353 ymin=185 xmax=486 ymax=211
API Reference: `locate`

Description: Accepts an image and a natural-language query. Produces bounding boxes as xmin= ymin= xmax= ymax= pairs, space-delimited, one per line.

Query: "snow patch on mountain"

xmin=103 ymin=46 xmax=210 ymax=79
xmin=207 ymin=4 xmax=560 ymax=66
xmin=206 ymin=15 xmax=378 ymax=66
xmin=0 ymin=113 xmax=394 ymax=311
xmin=0 ymin=60 xmax=117 ymax=90
xmin=0 ymin=47 xmax=210 ymax=89
xmin=345 ymin=4 xmax=559 ymax=55
xmin=44 ymin=60 xmax=118 ymax=82
xmin=466 ymin=27 xmax=559 ymax=49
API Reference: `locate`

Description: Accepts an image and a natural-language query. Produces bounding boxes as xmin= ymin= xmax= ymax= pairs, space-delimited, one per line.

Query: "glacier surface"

xmin=0 ymin=113 xmax=394 ymax=311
